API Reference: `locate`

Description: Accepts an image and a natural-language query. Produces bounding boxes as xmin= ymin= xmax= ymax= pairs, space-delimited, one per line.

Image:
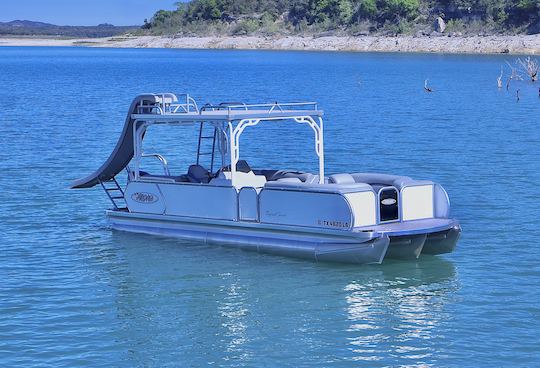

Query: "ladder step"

xmin=200 ymin=136 xmax=215 ymax=139
xmin=198 ymin=152 xmax=213 ymax=156
xmin=110 ymin=196 xmax=125 ymax=199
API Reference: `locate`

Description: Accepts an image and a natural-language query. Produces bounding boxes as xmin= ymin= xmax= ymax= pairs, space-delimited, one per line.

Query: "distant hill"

xmin=0 ymin=20 xmax=138 ymax=38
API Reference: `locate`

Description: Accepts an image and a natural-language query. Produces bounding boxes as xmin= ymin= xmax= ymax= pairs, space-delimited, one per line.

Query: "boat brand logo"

xmin=381 ymin=198 xmax=397 ymax=206
xmin=131 ymin=192 xmax=158 ymax=204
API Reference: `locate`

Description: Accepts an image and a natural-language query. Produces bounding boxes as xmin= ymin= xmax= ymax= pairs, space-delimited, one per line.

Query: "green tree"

xmin=356 ymin=0 xmax=378 ymax=19
xmin=379 ymin=0 xmax=419 ymax=20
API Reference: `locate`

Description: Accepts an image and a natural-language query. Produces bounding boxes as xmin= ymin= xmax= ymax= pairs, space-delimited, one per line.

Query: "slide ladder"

xmin=99 ymin=177 xmax=128 ymax=211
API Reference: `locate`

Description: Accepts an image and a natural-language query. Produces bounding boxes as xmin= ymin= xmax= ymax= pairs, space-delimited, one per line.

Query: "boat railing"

xmin=136 ymin=94 xmax=317 ymax=116
xmin=141 ymin=153 xmax=170 ymax=175
xmin=137 ymin=93 xmax=199 ymax=115
xmin=170 ymin=94 xmax=199 ymax=114
xmin=200 ymin=101 xmax=319 ymax=113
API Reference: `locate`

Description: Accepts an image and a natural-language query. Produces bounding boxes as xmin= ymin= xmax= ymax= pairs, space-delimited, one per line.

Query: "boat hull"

xmin=107 ymin=210 xmax=390 ymax=264
xmin=106 ymin=211 xmax=459 ymax=264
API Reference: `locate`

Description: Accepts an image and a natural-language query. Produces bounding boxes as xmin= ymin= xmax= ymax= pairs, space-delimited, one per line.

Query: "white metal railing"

xmin=141 ymin=153 xmax=170 ymax=175
xmin=135 ymin=94 xmax=317 ymax=117
xmin=169 ymin=94 xmax=199 ymax=114
xmin=136 ymin=93 xmax=199 ymax=115
xmin=201 ymin=101 xmax=318 ymax=114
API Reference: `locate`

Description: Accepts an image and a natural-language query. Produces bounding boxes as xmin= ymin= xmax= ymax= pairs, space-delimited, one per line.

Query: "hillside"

xmin=0 ymin=20 xmax=137 ymax=38
xmin=142 ymin=0 xmax=540 ymax=36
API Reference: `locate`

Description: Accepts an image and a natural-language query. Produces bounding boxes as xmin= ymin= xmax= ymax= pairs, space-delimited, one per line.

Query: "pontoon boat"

xmin=72 ymin=93 xmax=460 ymax=264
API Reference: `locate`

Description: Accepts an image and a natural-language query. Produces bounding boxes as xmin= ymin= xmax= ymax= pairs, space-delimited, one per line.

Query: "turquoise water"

xmin=1 ymin=46 xmax=539 ymax=366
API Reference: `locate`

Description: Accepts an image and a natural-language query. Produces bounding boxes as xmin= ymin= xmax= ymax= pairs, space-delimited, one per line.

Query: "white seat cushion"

xmin=223 ymin=171 xmax=267 ymax=189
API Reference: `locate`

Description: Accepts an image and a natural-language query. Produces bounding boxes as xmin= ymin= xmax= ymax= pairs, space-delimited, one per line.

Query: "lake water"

xmin=1 ymin=46 xmax=539 ymax=367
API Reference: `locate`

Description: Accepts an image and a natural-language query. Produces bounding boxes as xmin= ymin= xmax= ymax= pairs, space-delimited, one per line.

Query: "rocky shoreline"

xmin=1 ymin=34 xmax=540 ymax=54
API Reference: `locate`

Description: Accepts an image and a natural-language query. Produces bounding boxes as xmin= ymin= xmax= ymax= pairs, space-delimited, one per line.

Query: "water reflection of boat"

xmin=102 ymin=231 xmax=458 ymax=365
xmin=344 ymin=258 xmax=458 ymax=363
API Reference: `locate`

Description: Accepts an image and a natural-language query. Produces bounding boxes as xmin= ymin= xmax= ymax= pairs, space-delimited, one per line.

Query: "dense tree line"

xmin=142 ymin=0 xmax=540 ymax=35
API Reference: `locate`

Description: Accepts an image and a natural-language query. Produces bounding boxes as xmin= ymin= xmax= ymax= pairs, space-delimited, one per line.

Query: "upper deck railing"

xmin=137 ymin=95 xmax=318 ymax=115
xmin=136 ymin=93 xmax=199 ymax=115
xmin=132 ymin=93 xmax=322 ymax=122
xmin=200 ymin=101 xmax=319 ymax=114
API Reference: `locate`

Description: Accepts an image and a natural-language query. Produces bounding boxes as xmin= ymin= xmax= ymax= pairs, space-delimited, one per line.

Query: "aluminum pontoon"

xmin=72 ymin=93 xmax=460 ymax=264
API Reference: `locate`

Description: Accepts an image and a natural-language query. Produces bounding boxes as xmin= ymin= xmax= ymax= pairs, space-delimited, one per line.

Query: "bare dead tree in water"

xmin=497 ymin=67 xmax=503 ymax=89
xmin=424 ymin=79 xmax=433 ymax=92
xmin=505 ymin=61 xmax=523 ymax=90
xmin=517 ymin=57 xmax=539 ymax=82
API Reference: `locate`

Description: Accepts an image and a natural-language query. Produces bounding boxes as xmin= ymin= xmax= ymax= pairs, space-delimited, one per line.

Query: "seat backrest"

xmin=187 ymin=164 xmax=210 ymax=183
xmin=236 ymin=160 xmax=252 ymax=173
xmin=220 ymin=160 xmax=252 ymax=174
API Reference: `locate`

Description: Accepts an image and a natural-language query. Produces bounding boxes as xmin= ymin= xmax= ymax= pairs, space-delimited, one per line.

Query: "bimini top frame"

xmin=131 ymin=94 xmax=325 ymax=185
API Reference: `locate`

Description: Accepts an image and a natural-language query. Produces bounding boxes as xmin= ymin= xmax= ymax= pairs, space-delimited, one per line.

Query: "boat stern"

xmin=355 ymin=218 xmax=461 ymax=260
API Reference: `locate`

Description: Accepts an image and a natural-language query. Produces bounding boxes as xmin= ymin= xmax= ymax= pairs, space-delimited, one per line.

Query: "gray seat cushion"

xmin=265 ymin=181 xmax=372 ymax=194
xmin=329 ymin=173 xmax=356 ymax=184
xmin=351 ymin=173 xmax=412 ymax=188
xmin=277 ymin=177 xmax=302 ymax=183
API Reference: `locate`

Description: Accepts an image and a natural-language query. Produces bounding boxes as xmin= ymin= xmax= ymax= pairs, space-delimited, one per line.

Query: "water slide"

xmin=71 ymin=94 xmax=164 ymax=189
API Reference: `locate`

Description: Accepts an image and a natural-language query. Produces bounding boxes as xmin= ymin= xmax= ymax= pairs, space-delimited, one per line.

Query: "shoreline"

xmin=1 ymin=34 xmax=540 ymax=54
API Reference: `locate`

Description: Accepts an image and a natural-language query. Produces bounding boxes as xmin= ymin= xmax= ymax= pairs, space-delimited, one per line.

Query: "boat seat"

xmin=351 ymin=173 xmax=413 ymax=189
xmin=219 ymin=160 xmax=252 ymax=174
xmin=277 ymin=177 xmax=302 ymax=183
xmin=329 ymin=173 xmax=355 ymax=184
xmin=139 ymin=172 xmax=189 ymax=182
xmin=268 ymin=170 xmax=318 ymax=183
xmin=217 ymin=160 xmax=267 ymax=188
xmin=221 ymin=170 xmax=267 ymax=188
xmin=265 ymin=180 xmax=373 ymax=194
xmin=187 ymin=164 xmax=211 ymax=184
xmin=303 ymin=174 xmax=320 ymax=184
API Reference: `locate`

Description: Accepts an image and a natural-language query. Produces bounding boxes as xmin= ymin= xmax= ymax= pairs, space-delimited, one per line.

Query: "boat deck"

xmin=355 ymin=218 xmax=459 ymax=236
xmin=132 ymin=109 xmax=323 ymax=122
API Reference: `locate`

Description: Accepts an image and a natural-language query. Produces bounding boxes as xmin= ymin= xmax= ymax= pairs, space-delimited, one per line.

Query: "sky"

xmin=0 ymin=0 xmax=178 ymax=26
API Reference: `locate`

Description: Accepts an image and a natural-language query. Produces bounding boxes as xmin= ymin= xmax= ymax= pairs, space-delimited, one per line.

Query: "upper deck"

xmin=131 ymin=94 xmax=323 ymax=123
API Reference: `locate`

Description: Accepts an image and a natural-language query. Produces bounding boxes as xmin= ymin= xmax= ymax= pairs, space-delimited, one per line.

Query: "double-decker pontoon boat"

xmin=72 ymin=93 xmax=460 ymax=264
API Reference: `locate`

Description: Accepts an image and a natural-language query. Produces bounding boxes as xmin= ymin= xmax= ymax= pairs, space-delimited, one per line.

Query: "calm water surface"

xmin=0 ymin=47 xmax=539 ymax=367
